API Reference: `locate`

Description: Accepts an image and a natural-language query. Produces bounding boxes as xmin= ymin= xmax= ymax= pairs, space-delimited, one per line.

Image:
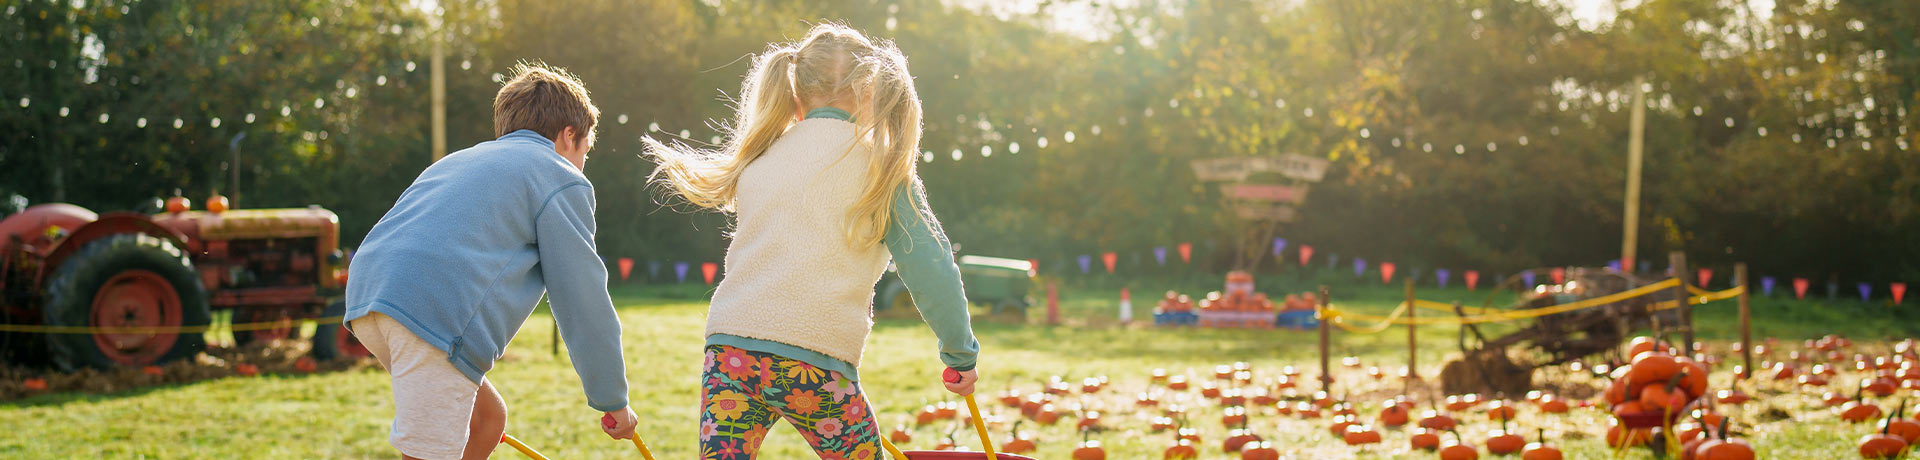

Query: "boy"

xmin=344 ymin=62 xmax=636 ymax=460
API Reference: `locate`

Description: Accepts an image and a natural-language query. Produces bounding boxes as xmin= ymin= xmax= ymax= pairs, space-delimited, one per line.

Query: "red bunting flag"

xmin=1028 ymin=259 xmax=1039 ymax=277
xmin=1101 ymin=252 xmax=1117 ymax=274
xmin=1465 ymin=270 xmax=1480 ymax=290
xmin=1380 ymin=262 xmax=1396 ymax=284
xmin=1298 ymin=245 xmax=1315 ymax=266
xmin=1893 ymin=282 xmax=1907 ymax=305
xmin=1792 ymin=278 xmax=1810 ymax=299
xmin=1550 ymin=267 xmax=1566 ymax=285
xmin=701 ymin=262 xmax=718 ymax=285
xmin=1697 ymin=268 xmax=1714 ymax=287
xmin=1177 ymin=243 xmax=1193 ymax=263
xmin=617 ymin=258 xmax=634 ymax=281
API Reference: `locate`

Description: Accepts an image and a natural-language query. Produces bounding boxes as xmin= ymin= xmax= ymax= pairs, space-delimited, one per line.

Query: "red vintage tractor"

xmin=0 ymin=196 xmax=365 ymax=371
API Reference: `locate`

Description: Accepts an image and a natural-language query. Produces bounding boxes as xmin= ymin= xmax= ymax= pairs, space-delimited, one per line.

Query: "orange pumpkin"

xmin=1177 ymin=427 xmax=1201 ymax=443
xmin=1520 ymin=429 xmax=1562 ymax=460
xmin=22 ymin=378 xmax=47 ymax=391
xmin=1640 ymin=374 xmax=1692 ymax=412
xmin=1439 ymin=431 xmax=1481 ymax=460
xmin=1342 ymin=424 xmax=1382 ymax=445
xmin=1486 ymin=418 xmax=1525 ymax=455
xmin=1326 ymin=415 xmax=1355 ymax=436
xmin=1072 ymin=430 xmax=1106 ymax=460
xmin=1150 ymin=416 xmax=1176 ymax=432
xmin=1537 ymin=395 xmax=1570 ymax=414
xmin=1628 ymin=336 xmax=1668 ymax=357
xmin=1630 ymin=351 xmax=1682 ymax=387
xmin=1379 ymin=401 xmax=1410 ymax=426
xmin=1841 ymin=397 xmax=1884 ymax=423
xmin=1859 ymin=433 xmax=1909 ymax=459
xmin=1221 ymin=406 xmax=1247 ymax=427
xmin=1883 ymin=403 xmax=1920 ymax=444
xmin=1419 ymin=408 xmax=1458 ymax=431
xmin=1411 ymin=428 xmax=1441 ymax=451
xmin=1003 ymin=421 xmax=1037 ymax=454
xmin=1162 ymin=439 xmax=1197 ymax=460
xmin=1716 ymin=389 xmax=1752 ymax=405
xmin=1238 ymin=441 xmax=1279 ymax=460
xmin=1000 ymin=389 xmax=1024 ymax=407
xmin=1693 ymin=419 xmax=1755 ymax=460
xmin=1488 ymin=400 xmax=1518 ymax=421
xmin=1168 ymin=374 xmax=1190 ymax=391
xmin=888 ymin=425 xmax=912 ymax=444
xmin=1223 ymin=428 xmax=1261 ymax=452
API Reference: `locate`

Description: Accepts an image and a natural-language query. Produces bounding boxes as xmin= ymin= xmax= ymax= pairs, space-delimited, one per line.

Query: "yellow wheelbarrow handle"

xmin=501 ymin=433 xmax=550 ymax=460
xmin=603 ymin=413 xmax=659 ymax=460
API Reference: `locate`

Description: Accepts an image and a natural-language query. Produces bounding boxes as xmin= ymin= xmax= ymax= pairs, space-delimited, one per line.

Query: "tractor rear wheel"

xmin=310 ymin=301 xmax=368 ymax=361
xmin=43 ymin=234 xmax=211 ymax=371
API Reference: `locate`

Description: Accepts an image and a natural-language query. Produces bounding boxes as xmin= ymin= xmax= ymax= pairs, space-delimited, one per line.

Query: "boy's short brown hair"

xmin=493 ymin=62 xmax=598 ymax=147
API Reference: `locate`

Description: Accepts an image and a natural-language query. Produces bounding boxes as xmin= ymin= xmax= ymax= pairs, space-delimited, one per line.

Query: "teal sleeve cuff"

xmin=882 ymin=181 xmax=981 ymax=372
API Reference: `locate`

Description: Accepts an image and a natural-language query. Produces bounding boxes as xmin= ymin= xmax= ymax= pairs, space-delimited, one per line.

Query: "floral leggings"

xmin=699 ymin=345 xmax=881 ymax=460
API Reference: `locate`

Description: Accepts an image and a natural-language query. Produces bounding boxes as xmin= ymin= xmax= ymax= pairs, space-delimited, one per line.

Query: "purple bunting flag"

xmin=1078 ymin=255 xmax=1092 ymax=274
xmin=1436 ymin=269 xmax=1451 ymax=288
xmin=674 ymin=261 xmax=690 ymax=283
xmin=1760 ymin=276 xmax=1776 ymax=296
xmin=1858 ymin=282 xmax=1872 ymax=301
xmin=1353 ymin=258 xmax=1368 ymax=277
xmin=1273 ymin=238 xmax=1288 ymax=256
xmin=1521 ymin=270 xmax=1536 ymax=287
xmin=1154 ymin=247 xmax=1167 ymax=266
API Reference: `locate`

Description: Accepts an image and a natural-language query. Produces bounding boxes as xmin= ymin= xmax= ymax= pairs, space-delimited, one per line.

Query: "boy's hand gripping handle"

xmin=603 ymin=413 xmax=658 ymax=460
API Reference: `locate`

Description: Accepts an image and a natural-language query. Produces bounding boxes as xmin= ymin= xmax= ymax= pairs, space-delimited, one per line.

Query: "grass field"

xmin=1 ymin=274 xmax=1916 ymax=459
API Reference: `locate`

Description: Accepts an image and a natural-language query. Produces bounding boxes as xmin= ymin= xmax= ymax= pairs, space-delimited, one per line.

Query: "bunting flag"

xmin=1078 ymin=255 xmax=1093 ymax=274
xmin=1697 ymin=268 xmax=1714 ymax=288
xmin=1353 ymin=258 xmax=1367 ymax=277
xmin=1607 ymin=260 xmax=1621 ymax=272
xmin=617 ymin=258 xmax=634 ymax=281
xmin=1028 ymin=259 xmax=1040 ymax=276
xmin=1761 ymin=276 xmax=1776 ymax=296
xmin=647 ymin=260 xmax=662 ymax=280
xmin=1893 ymin=282 xmax=1907 ymax=304
xmin=1102 ymin=252 xmax=1118 ymax=274
xmin=1408 ymin=266 xmax=1422 ymax=283
xmin=1828 ymin=280 xmax=1840 ymax=299
xmin=1639 ymin=260 xmax=1653 ymax=273
xmin=1272 ymin=238 xmax=1287 ymax=256
xmin=1177 ymin=243 xmax=1193 ymax=263
xmin=1465 ymin=270 xmax=1480 ymax=290
xmin=1153 ymin=247 xmax=1167 ymax=266
xmin=1298 ymin=245 xmax=1315 ymax=266
xmin=1521 ymin=270 xmax=1536 ymax=287
xmin=1792 ymin=277 xmax=1810 ymax=299
xmin=1380 ymin=262 xmax=1396 ymax=284
xmin=701 ymin=262 xmax=719 ymax=285
xmin=1328 ymin=254 xmax=1340 ymax=269
xmin=1857 ymin=282 xmax=1872 ymax=301
xmin=674 ymin=261 xmax=690 ymax=283
xmin=1436 ymin=269 xmax=1451 ymax=288
xmin=1550 ymin=267 xmax=1566 ymax=285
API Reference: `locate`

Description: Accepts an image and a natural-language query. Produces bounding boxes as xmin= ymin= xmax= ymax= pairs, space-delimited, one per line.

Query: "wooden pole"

xmin=430 ymin=24 xmax=448 ymax=162
xmin=1736 ymin=262 xmax=1751 ymax=379
xmin=1623 ymin=76 xmax=1647 ymax=275
xmin=1670 ymin=251 xmax=1692 ymax=356
xmin=1318 ymin=285 xmax=1333 ymax=392
xmin=1405 ymin=276 xmax=1418 ymax=381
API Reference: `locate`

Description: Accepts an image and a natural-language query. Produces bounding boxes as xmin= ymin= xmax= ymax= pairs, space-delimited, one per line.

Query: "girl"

xmin=643 ymin=24 xmax=980 ymax=459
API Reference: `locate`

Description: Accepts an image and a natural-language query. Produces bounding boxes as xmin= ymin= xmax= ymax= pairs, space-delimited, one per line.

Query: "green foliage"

xmin=2 ymin=0 xmax=1916 ymax=285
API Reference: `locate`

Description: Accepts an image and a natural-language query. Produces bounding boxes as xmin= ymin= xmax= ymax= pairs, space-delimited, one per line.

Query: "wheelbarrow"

xmin=500 ymin=368 xmax=1032 ymax=459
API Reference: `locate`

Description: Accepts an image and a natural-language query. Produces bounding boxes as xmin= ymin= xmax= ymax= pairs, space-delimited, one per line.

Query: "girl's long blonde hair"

xmin=644 ymin=24 xmax=925 ymax=249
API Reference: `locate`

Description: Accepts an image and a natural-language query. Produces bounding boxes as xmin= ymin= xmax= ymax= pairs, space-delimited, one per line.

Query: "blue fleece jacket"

xmin=345 ymin=130 xmax=628 ymax=412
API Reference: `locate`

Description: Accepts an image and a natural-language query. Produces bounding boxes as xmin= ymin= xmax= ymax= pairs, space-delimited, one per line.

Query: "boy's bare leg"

xmin=461 ymin=380 xmax=508 ymax=460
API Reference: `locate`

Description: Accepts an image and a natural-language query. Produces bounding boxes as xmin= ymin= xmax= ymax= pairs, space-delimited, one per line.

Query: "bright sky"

xmin=948 ymin=0 xmax=1778 ymax=39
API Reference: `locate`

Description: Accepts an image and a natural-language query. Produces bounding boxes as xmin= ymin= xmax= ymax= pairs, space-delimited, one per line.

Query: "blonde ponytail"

xmin=643 ymin=45 xmax=799 ymax=211
xmin=645 ymin=24 xmax=927 ymax=250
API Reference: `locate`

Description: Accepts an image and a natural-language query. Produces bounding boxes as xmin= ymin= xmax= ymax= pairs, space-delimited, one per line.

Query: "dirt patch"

xmin=0 ymin=339 xmax=372 ymax=401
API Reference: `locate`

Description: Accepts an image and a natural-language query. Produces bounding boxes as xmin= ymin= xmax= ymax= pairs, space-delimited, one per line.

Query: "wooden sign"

xmin=1190 ymin=154 xmax=1331 ymax=182
xmin=1221 ymin=184 xmax=1308 ymax=203
xmin=1233 ymin=204 xmax=1297 ymax=222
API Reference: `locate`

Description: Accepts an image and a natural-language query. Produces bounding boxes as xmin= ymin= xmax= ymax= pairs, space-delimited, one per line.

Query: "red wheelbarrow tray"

xmin=894 ymin=452 xmax=1035 ymax=460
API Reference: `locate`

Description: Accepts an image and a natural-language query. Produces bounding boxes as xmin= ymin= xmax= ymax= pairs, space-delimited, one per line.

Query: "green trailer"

xmin=873 ymin=255 xmax=1034 ymax=314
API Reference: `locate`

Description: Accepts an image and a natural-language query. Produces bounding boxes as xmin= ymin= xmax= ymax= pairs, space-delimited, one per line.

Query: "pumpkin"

xmin=1295 ymin=402 xmax=1322 ymax=419
xmin=1678 ymin=358 xmax=1710 ymax=396
xmin=1200 ymin=382 xmax=1222 ymax=399
xmin=1840 ymin=388 xmax=1884 ymax=423
xmin=1640 ymin=373 xmax=1693 ymax=412
xmin=1630 ymin=351 xmax=1682 ymax=387
xmin=1446 ymin=394 xmax=1480 ymax=412
xmin=1150 ymin=368 xmax=1170 ymax=384
xmin=1411 ymin=428 xmax=1441 ymax=451
xmin=1035 ymin=404 xmax=1062 ymax=425
xmin=1250 ymin=389 xmax=1277 ymax=406
xmin=22 ymin=378 xmax=47 ymax=391
xmin=1071 ymin=431 xmax=1106 ymax=460
xmin=1342 ymin=424 xmax=1382 ymax=445
xmin=1137 ymin=392 xmax=1161 ymax=407
xmin=293 ymin=358 xmax=317 ymax=373
xmin=1439 ymin=431 xmax=1481 ymax=460
xmin=1020 ymin=394 xmax=1047 ymax=417
xmin=1486 ymin=418 xmax=1526 ymax=455
xmin=1520 ymin=429 xmax=1562 ymax=460
xmin=1628 ymin=336 xmax=1669 ymax=357
xmin=1717 ymin=388 xmax=1752 ymax=405
xmin=1150 ymin=416 xmax=1176 ymax=432
xmin=1882 ymin=403 xmax=1920 ymax=444
xmin=1214 ymin=364 xmax=1235 ymax=380
xmin=1419 ymin=407 xmax=1458 ymax=431
xmin=1327 ymin=415 xmax=1356 ymax=436
xmin=1077 ymin=410 xmax=1102 ymax=430
xmin=235 ymin=364 xmax=259 ymax=377
xmin=1488 ymin=400 xmax=1518 ymax=421
xmin=1863 ymin=377 xmax=1899 ymax=397
xmin=1168 ymin=374 xmax=1190 ymax=391
xmin=1827 ymin=391 xmax=1857 ymax=407
xmin=1607 ymin=424 xmax=1652 ymax=448
xmin=1238 ymin=441 xmax=1279 ymax=460
xmin=1162 ymin=439 xmax=1198 ymax=460
xmin=1223 ymin=428 xmax=1261 ymax=452
xmin=999 ymin=389 xmax=1024 ymax=407
xmin=1379 ymin=401 xmax=1411 ymax=426
xmin=1537 ymin=395 xmax=1570 ymax=414
xmin=1002 ymin=421 xmax=1037 ymax=454
xmin=1611 ymin=401 xmax=1647 ymax=419
xmin=1221 ymin=406 xmax=1247 ymax=427
xmin=1082 ymin=376 xmax=1107 ymax=394
xmin=1177 ymin=427 xmax=1202 ymax=443
xmin=1860 ymin=432 xmax=1909 ymax=459
xmin=888 ymin=425 xmax=912 ymax=444
xmin=936 ymin=401 xmax=959 ymax=419
xmin=1693 ymin=419 xmax=1755 ymax=460
xmin=1221 ymin=389 xmax=1247 ymax=407
xmin=1605 ymin=375 xmax=1637 ymax=405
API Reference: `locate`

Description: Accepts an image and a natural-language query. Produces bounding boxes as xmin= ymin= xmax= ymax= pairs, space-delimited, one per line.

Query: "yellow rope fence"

xmin=0 ymin=316 xmax=345 ymax=334
xmin=1325 ymin=278 xmax=1745 ymax=333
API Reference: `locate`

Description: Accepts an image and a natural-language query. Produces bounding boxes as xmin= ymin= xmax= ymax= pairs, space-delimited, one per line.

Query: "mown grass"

xmin=0 ymin=276 xmax=1914 ymax=459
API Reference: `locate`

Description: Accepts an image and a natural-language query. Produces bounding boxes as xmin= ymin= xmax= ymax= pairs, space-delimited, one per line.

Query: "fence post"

xmin=1046 ymin=281 xmax=1060 ymax=326
xmin=1405 ymin=276 xmax=1418 ymax=381
xmin=1670 ymin=251 xmax=1692 ymax=356
xmin=1736 ymin=262 xmax=1751 ymax=379
xmin=1318 ymin=285 xmax=1333 ymax=392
